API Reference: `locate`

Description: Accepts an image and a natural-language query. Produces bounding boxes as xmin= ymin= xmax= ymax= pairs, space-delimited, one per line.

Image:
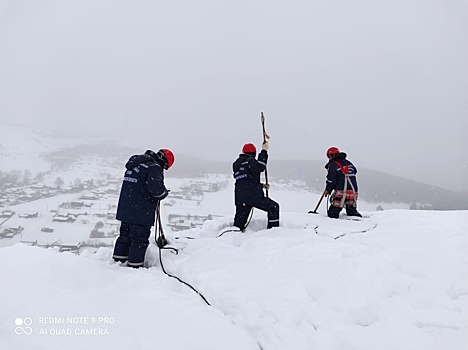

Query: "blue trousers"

xmin=234 ymin=196 xmax=280 ymax=231
xmin=113 ymin=222 xmax=152 ymax=268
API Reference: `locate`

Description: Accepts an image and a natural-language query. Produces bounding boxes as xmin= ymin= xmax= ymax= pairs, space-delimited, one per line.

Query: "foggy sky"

xmin=0 ymin=0 xmax=467 ymax=191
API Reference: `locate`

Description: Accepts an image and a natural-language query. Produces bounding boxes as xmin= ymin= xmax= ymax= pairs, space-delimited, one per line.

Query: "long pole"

xmin=261 ymin=112 xmax=270 ymax=198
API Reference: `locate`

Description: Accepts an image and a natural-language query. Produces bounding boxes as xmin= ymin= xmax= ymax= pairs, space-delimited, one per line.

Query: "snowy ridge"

xmin=0 ymin=125 xmax=55 ymax=173
xmin=1 ymin=209 xmax=467 ymax=350
xmin=1 ymin=123 xmax=466 ymax=210
xmin=0 ymin=124 xmax=96 ymax=173
xmin=0 ymin=124 xmax=131 ymax=188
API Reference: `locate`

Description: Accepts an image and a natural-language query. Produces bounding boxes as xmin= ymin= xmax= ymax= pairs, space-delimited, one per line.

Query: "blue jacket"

xmin=116 ymin=154 xmax=168 ymax=226
xmin=233 ymin=150 xmax=268 ymax=205
xmin=325 ymin=153 xmax=359 ymax=194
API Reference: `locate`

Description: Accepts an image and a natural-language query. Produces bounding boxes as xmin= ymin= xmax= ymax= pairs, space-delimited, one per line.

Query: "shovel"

xmin=308 ymin=190 xmax=327 ymax=214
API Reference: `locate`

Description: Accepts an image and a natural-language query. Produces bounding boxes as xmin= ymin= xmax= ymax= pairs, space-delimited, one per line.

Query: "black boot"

xmin=346 ymin=207 xmax=362 ymax=217
xmin=113 ymin=255 xmax=128 ymax=263
xmin=328 ymin=205 xmax=341 ymax=219
xmin=267 ymin=220 xmax=279 ymax=229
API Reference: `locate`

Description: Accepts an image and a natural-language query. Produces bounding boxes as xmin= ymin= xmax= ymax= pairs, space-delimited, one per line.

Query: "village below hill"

xmin=0 ymin=174 xmax=230 ymax=254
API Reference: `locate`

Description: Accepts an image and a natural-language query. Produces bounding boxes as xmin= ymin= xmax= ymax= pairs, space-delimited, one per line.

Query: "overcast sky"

xmin=0 ymin=0 xmax=467 ymax=191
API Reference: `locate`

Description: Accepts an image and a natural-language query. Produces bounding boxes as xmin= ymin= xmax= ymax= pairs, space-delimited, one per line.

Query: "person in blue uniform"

xmin=324 ymin=147 xmax=362 ymax=219
xmin=233 ymin=142 xmax=280 ymax=231
xmin=113 ymin=149 xmax=174 ymax=268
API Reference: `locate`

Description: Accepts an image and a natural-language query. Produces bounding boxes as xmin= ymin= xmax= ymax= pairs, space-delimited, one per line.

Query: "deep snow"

xmin=1 ymin=208 xmax=467 ymax=350
xmin=1 ymin=125 xmax=467 ymax=349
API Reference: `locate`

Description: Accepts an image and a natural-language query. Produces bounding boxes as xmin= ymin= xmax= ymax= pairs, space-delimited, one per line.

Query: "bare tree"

xmin=54 ymin=177 xmax=64 ymax=189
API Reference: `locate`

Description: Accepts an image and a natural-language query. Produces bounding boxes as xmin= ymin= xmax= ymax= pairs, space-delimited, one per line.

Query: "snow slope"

xmin=0 ymin=125 xmax=88 ymax=173
xmin=1 ymin=209 xmax=467 ymax=350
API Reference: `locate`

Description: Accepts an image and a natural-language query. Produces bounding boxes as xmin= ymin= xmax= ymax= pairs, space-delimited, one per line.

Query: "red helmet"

xmin=242 ymin=143 xmax=256 ymax=153
xmin=326 ymin=147 xmax=340 ymax=157
xmin=162 ymin=149 xmax=174 ymax=169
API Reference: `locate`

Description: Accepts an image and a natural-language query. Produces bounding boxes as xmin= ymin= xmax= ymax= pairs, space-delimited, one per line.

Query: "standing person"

xmin=324 ymin=147 xmax=362 ymax=218
xmin=233 ymin=142 xmax=280 ymax=231
xmin=113 ymin=149 xmax=174 ymax=268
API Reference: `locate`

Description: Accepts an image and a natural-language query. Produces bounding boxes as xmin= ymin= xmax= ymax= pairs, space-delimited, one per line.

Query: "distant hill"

xmin=1 ymin=124 xmax=467 ymax=210
xmin=168 ymin=157 xmax=468 ymax=210
xmin=267 ymin=160 xmax=468 ymax=210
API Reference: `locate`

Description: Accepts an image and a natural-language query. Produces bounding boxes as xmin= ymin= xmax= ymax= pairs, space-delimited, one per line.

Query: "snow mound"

xmin=1 ymin=209 xmax=467 ymax=350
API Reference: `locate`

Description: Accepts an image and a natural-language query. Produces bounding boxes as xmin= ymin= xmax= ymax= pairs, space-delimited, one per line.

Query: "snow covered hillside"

xmin=1 ymin=123 xmax=466 ymax=210
xmin=1 ymin=207 xmax=467 ymax=350
xmin=0 ymin=124 xmax=93 ymax=173
xmin=1 ymin=124 xmax=467 ymax=349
